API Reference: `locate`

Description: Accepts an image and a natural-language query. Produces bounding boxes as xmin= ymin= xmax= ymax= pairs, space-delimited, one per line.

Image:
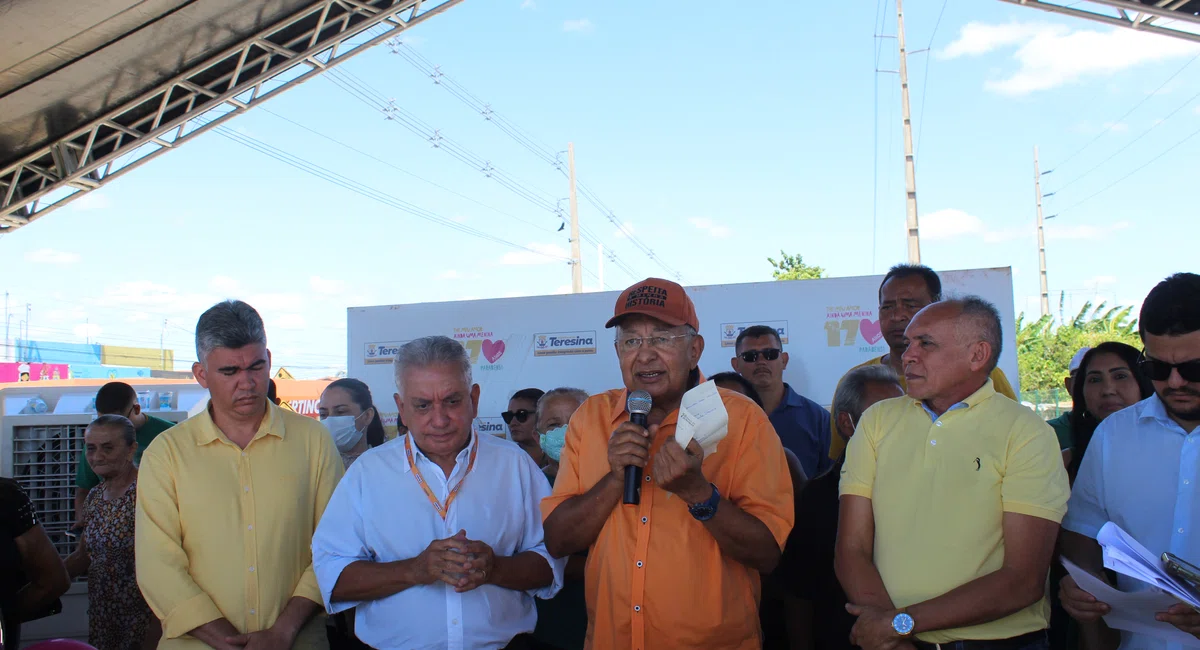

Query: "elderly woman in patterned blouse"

xmin=65 ymin=415 xmax=159 ymax=650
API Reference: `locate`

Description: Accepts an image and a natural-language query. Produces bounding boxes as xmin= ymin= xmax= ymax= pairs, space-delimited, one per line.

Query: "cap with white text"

xmin=1069 ymin=347 xmax=1091 ymax=373
xmin=605 ymin=278 xmax=699 ymax=331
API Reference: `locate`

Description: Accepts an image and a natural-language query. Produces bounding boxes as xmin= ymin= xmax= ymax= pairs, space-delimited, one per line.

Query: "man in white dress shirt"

xmin=312 ymin=336 xmax=564 ymax=650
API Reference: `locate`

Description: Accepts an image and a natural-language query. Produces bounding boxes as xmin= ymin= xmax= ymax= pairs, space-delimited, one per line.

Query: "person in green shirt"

xmin=73 ymin=382 xmax=175 ymax=528
xmin=1047 ymin=347 xmax=1090 ymax=466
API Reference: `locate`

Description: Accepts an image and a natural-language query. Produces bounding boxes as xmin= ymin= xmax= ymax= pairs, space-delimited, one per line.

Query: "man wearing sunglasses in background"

xmin=1060 ymin=272 xmax=1200 ymax=648
xmin=505 ymin=388 xmax=548 ymax=469
xmin=732 ymin=325 xmax=833 ymax=479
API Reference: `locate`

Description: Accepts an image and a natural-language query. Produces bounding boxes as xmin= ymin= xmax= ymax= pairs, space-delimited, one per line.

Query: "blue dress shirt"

xmin=1064 ymin=395 xmax=1200 ymax=650
xmin=769 ymin=383 xmax=834 ymax=477
xmin=312 ymin=433 xmax=565 ymax=650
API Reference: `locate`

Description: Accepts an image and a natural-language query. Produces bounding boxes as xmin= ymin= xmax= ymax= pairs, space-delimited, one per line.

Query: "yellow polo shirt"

xmin=829 ymin=357 xmax=1016 ymax=458
xmin=839 ymin=380 xmax=1069 ymax=643
xmin=136 ymin=403 xmax=344 ymax=650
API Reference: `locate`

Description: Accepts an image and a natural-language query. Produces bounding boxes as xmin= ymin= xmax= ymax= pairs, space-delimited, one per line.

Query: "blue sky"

xmin=2 ymin=0 xmax=1199 ymax=377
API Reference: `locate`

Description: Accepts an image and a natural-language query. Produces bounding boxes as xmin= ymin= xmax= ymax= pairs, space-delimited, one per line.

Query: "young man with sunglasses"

xmin=73 ymin=381 xmax=175 ymax=529
xmin=1060 ymin=272 xmax=1200 ymax=648
xmin=504 ymin=388 xmax=547 ymax=467
xmin=731 ymin=325 xmax=833 ymax=479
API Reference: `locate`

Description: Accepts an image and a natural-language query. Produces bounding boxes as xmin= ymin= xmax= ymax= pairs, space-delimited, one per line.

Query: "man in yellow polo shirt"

xmin=136 ymin=300 xmax=343 ymax=650
xmin=835 ymin=297 xmax=1068 ymax=650
xmin=828 ymin=264 xmax=1017 ymax=460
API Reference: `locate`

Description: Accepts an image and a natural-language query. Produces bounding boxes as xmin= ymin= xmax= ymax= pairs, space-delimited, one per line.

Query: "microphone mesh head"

xmin=627 ymin=390 xmax=652 ymax=415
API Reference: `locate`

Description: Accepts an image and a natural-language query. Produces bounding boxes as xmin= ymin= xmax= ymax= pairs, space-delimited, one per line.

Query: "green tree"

xmin=768 ymin=250 xmax=826 ymax=280
xmin=1017 ymin=301 xmax=1142 ymax=393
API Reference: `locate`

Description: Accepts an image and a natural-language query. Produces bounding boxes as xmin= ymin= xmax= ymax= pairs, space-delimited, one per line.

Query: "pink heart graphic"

xmin=482 ymin=339 xmax=506 ymax=363
xmin=859 ymin=319 xmax=883 ymax=345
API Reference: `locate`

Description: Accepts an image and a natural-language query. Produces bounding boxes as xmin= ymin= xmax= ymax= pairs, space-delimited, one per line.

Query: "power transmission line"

xmin=382 ymin=39 xmax=686 ymax=283
xmin=914 ymin=0 xmax=950 ymax=160
xmin=1053 ymin=82 xmax=1200 ymax=194
xmin=1050 ymin=51 xmax=1200 ymax=171
xmin=197 ymin=114 xmax=573 ymax=264
xmin=1055 ymin=121 xmax=1200 ymax=217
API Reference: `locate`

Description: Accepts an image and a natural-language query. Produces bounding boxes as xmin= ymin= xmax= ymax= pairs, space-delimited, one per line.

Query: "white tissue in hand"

xmin=674 ymin=380 xmax=729 ymax=456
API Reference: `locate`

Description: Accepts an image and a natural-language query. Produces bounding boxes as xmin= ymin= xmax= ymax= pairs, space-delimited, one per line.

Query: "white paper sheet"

xmin=1098 ymin=522 xmax=1200 ymax=608
xmin=1062 ymin=558 xmax=1200 ymax=647
xmin=673 ymin=380 xmax=728 ymax=456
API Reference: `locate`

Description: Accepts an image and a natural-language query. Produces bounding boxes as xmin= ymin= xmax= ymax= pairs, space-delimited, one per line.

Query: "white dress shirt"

xmin=312 ymin=432 xmax=564 ymax=650
xmin=1064 ymin=395 xmax=1200 ymax=650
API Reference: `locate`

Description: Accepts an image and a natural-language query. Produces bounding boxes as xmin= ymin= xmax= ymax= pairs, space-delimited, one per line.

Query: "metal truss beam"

xmin=999 ymin=0 xmax=1200 ymax=44
xmin=0 ymin=0 xmax=465 ymax=233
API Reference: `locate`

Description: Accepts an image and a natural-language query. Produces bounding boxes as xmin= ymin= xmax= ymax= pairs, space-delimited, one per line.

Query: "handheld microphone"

xmin=624 ymin=390 xmax=652 ymax=505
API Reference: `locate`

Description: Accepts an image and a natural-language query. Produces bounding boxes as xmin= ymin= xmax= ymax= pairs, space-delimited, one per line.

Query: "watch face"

xmin=892 ymin=613 xmax=915 ymax=636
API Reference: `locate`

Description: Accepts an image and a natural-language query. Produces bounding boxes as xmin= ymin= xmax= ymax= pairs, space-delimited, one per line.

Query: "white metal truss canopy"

xmin=1000 ymin=0 xmax=1200 ymax=43
xmin=0 ymin=0 xmax=464 ymax=233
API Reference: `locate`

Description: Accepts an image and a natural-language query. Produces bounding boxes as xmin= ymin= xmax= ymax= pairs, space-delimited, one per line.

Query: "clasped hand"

xmin=414 ymin=529 xmax=497 ymax=593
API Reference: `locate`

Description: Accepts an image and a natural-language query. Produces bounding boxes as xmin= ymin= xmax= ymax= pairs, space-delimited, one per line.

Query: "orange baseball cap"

xmin=606 ymin=278 xmax=699 ymax=331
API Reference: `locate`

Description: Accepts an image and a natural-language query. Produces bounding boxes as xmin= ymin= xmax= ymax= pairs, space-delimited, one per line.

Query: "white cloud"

xmin=500 ymin=243 xmax=570 ymax=266
xmin=310 ymin=276 xmax=344 ymax=296
xmin=918 ymin=209 xmax=985 ymax=240
xmin=563 ymin=19 xmax=593 ymax=33
xmin=450 ymin=215 xmax=468 ymax=224
xmin=246 ymin=292 xmax=305 ymax=312
xmin=688 ymin=217 xmax=732 ymax=239
xmin=1102 ymin=121 xmax=1128 ymax=133
xmin=273 ymin=314 xmax=307 ymax=330
xmin=1194 ymin=105 xmax=1200 ymax=115
xmin=553 ymin=285 xmax=573 ymax=295
xmin=918 ymin=208 xmax=1027 ymax=243
xmin=520 ymin=0 xmax=535 ymax=8
xmin=209 ymin=275 xmax=241 ymax=294
xmin=1045 ymin=220 xmax=1131 ymax=241
xmin=613 ymin=221 xmax=635 ymax=239
xmin=70 ymin=192 xmax=111 ymax=212
xmin=940 ymin=22 xmax=1200 ymax=95
xmin=24 ymin=248 xmax=80 ymax=265
xmin=437 ymin=269 xmax=480 ymax=280
xmin=126 ymin=312 xmax=150 ymax=323
xmin=73 ymin=323 xmax=102 ymax=340
xmin=95 ymin=281 xmax=217 ymax=316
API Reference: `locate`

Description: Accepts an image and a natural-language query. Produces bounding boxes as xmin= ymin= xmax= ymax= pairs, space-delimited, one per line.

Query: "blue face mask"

xmin=539 ymin=425 xmax=569 ymax=462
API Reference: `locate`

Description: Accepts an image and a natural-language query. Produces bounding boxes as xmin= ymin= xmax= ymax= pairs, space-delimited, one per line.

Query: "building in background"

xmin=9 ymin=339 xmax=176 ymax=381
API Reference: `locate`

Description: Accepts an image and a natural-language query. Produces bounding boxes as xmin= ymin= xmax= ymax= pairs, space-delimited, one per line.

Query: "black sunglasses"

xmin=1139 ymin=354 xmax=1200 ymax=383
xmin=501 ymin=409 xmax=533 ymax=424
xmin=740 ymin=348 xmax=782 ymax=363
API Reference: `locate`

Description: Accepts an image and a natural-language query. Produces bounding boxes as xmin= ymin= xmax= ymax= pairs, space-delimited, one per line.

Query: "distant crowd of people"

xmin=1 ymin=267 xmax=1197 ymax=650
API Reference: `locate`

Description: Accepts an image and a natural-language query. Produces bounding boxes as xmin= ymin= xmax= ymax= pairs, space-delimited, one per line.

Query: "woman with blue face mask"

xmin=534 ymin=388 xmax=588 ymax=481
xmin=533 ymin=387 xmax=590 ymax=650
xmin=318 ymin=378 xmax=386 ymax=470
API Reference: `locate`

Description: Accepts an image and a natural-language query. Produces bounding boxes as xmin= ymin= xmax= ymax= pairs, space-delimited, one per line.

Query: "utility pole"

xmin=1034 ymin=146 xmax=1050 ymax=317
xmin=567 ymin=142 xmax=583 ymax=294
xmin=896 ymin=0 xmax=921 ymax=263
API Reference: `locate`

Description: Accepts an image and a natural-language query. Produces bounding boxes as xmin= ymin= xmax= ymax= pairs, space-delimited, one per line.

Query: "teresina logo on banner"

xmin=720 ymin=321 xmax=789 ymax=348
xmin=474 ymin=417 xmax=507 ymax=438
xmin=534 ymin=331 xmax=597 ymax=357
xmin=365 ymin=341 xmax=407 ymax=365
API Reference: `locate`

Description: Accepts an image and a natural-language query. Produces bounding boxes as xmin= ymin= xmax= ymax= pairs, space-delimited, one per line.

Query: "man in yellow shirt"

xmin=136 ymin=300 xmax=344 ymax=650
xmin=829 ymin=264 xmax=1017 ymax=459
xmin=835 ymin=297 xmax=1069 ymax=650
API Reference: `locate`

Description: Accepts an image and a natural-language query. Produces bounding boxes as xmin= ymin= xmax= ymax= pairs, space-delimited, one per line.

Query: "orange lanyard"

xmin=404 ymin=435 xmax=478 ymax=520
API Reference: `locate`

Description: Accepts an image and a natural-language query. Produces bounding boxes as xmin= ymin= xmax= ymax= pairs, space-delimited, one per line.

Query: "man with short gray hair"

xmin=783 ymin=364 xmax=903 ymax=650
xmin=136 ymin=300 xmax=344 ymax=650
xmin=312 ymin=335 xmax=563 ymax=650
xmin=836 ymin=297 xmax=1069 ymax=650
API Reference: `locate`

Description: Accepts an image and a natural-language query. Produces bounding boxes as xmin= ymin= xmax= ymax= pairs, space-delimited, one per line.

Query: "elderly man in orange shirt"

xmin=542 ymin=277 xmax=795 ymax=650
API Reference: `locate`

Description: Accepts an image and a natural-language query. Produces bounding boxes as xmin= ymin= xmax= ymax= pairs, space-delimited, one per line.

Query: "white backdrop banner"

xmin=347 ymin=267 xmax=1018 ymax=438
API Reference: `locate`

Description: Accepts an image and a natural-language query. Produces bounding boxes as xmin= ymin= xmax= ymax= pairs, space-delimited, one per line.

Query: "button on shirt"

xmin=542 ymin=388 xmax=794 ymax=650
xmin=769 ymin=383 xmax=833 ymax=478
xmin=1063 ymin=395 xmax=1200 ymax=650
xmin=135 ymin=403 xmax=344 ymax=650
xmin=840 ymin=379 xmax=1070 ymax=644
xmin=312 ymin=433 xmax=565 ymax=650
